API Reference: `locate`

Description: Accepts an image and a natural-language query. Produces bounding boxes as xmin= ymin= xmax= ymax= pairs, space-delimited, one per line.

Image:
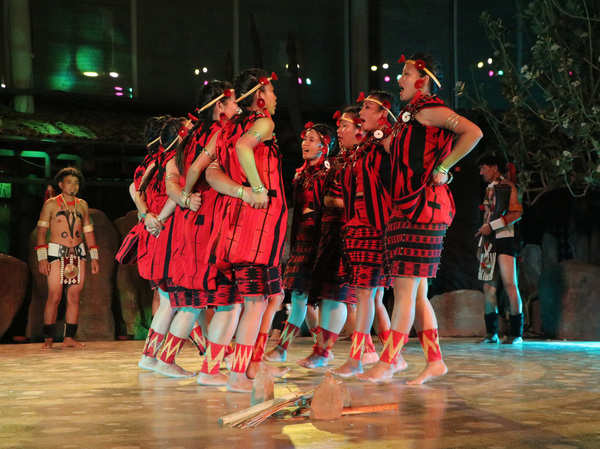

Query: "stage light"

xmin=194 ymin=68 xmax=200 ymax=75
xmin=384 ymin=76 xmax=390 ymax=82
xmin=297 ymin=77 xmax=303 ymax=84
xmin=1 ymin=83 xmax=5 ymax=88
xmin=109 ymin=72 xmax=119 ymax=78
xmin=396 ymin=74 xmax=401 ymax=81
xmin=306 ymin=78 xmax=312 ymax=85
xmin=129 ymin=87 xmax=133 ymax=92
xmin=83 ymin=72 xmax=98 ymax=77
xmin=498 ymin=70 xmax=504 ymax=76
xmin=382 ymin=63 xmax=389 ymax=69
xmin=203 ymin=80 xmax=208 ymax=85
xmin=488 ymin=70 xmax=494 ymax=77
xmin=202 ymin=67 xmax=208 ymax=73
xmin=114 ymin=86 xmax=123 ymax=91
xmin=115 ymin=92 xmax=123 ymax=96
xmin=371 ymin=65 xmax=378 ymax=71
xmin=487 ymin=58 xmax=493 ymax=64
xmin=285 ymin=64 xmax=289 ymax=69
xmin=477 ymin=61 xmax=484 ymax=69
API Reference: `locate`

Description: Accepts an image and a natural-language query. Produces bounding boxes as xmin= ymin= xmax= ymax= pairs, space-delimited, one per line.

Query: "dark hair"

xmin=341 ymin=105 xmax=361 ymax=118
xmin=367 ymin=90 xmax=397 ymax=116
xmin=175 ymin=80 xmax=233 ymax=173
xmin=310 ymin=123 xmax=336 ymax=156
xmin=479 ymin=154 xmax=505 ymax=169
xmin=144 ymin=116 xmax=169 ymax=155
xmin=139 ymin=117 xmax=183 ymax=194
xmin=409 ymin=53 xmax=442 ymax=94
xmin=234 ymin=68 xmax=269 ymax=117
xmin=55 ymin=166 xmax=83 ymax=186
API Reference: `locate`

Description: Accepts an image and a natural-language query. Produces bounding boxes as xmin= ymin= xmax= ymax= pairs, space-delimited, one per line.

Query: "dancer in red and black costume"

xmin=132 ymin=117 xmax=188 ymax=371
xmin=206 ymin=69 xmax=288 ymax=392
xmin=298 ymin=106 xmax=394 ymax=369
xmin=360 ymin=53 xmax=483 ymax=384
xmin=332 ymin=91 xmax=396 ymax=378
xmin=148 ymin=81 xmax=242 ymax=378
xmin=263 ymin=122 xmax=334 ymax=364
xmin=127 ymin=117 xmax=170 ymax=315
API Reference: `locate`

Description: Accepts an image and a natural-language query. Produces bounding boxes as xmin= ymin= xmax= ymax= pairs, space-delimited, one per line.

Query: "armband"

xmin=89 ymin=246 xmax=99 ymax=260
xmin=236 ymin=185 xmax=244 ymax=200
xmin=444 ymin=113 xmax=461 ymax=132
xmin=252 ymin=184 xmax=266 ymax=194
xmin=181 ymin=191 xmax=191 ymax=208
xmin=434 ymin=165 xmax=449 ymax=175
xmin=248 ymin=130 xmax=262 ymax=141
xmin=202 ymin=147 xmax=217 ymax=160
xmin=490 ymin=218 xmax=505 ymax=231
xmin=138 ymin=211 xmax=147 ymax=221
xmin=35 ymin=244 xmax=48 ymax=261
xmin=37 ymin=220 xmax=49 ymax=228
xmin=83 ymin=224 xmax=94 ymax=233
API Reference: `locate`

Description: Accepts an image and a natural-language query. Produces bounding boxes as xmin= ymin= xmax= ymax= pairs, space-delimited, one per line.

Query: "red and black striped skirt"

xmin=282 ymin=211 xmax=319 ymax=292
xmin=339 ymin=224 xmax=385 ymax=289
xmin=384 ymin=214 xmax=447 ymax=278
xmin=136 ymin=215 xmax=174 ymax=285
xmin=310 ymin=207 xmax=357 ymax=303
xmin=234 ymin=264 xmax=282 ymax=299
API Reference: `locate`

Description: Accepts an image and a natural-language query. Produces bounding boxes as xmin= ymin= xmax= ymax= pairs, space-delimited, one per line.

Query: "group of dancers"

xmin=120 ymin=54 xmax=483 ymax=392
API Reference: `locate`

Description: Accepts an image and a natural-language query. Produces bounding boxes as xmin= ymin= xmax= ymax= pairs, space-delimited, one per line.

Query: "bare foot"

xmin=247 ymin=361 xmax=289 ymax=379
xmin=227 ymin=372 xmax=253 ymax=393
xmin=223 ymin=354 xmax=233 ymax=371
xmin=331 ymin=358 xmax=362 ymax=378
xmin=42 ymin=339 xmax=54 ymax=350
xmin=153 ymin=360 xmax=196 ymax=378
xmin=264 ymin=346 xmax=286 ymax=362
xmin=362 ymin=351 xmax=379 ymax=365
xmin=357 ymin=361 xmax=393 ymax=382
xmin=63 ymin=337 xmax=85 ymax=348
xmin=197 ymin=371 xmax=228 ymax=386
xmin=138 ymin=355 xmax=157 ymax=371
xmin=406 ymin=360 xmax=448 ymax=385
xmin=264 ymin=363 xmax=289 ymax=378
xmin=297 ymin=351 xmax=329 ymax=368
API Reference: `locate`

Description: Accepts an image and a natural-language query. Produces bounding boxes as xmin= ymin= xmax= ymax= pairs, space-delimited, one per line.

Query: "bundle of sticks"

xmin=219 ymin=389 xmax=315 ymax=429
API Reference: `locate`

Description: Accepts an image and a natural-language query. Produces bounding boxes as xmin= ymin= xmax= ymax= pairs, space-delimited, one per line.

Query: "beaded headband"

xmin=235 ymin=72 xmax=278 ymax=104
xmin=397 ymin=54 xmax=442 ymax=89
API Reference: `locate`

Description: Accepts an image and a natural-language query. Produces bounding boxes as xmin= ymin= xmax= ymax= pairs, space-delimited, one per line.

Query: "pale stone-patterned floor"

xmin=1 ymin=338 xmax=599 ymax=449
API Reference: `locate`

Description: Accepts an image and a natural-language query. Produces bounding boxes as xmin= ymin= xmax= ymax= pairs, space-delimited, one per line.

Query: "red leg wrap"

xmin=231 ymin=343 xmax=254 ymax=373
xmin=349 ymin=331 xmax=368 ymax=361
xmin=418 ymin=329 xmax=442 ymax=362
xmin=364 ymin=334 xmax=376 ymax=353
xmin=380 ymin=330 xmax=409 ymax=364
xmin=320 ymin=327 xmax=339 ymax=352
xmin=251 ymin=332 xmax=269 ymax=362
xmin=378 ymin=330 xmax=391 ymax=346
xmin=200 ymin=340 xmax=227 ymax=375
xmin=157 ymin=333 xmax=186 ymax=364
xmin=313 ymin=327 xmax=339 ymax=358
xmin=278 ymin=322 xmax=300 ymax=350
xmin=142 ymin=328 xmax=164 ymax=358
xmin=310 ymin=327 xmax=321 ymax=344
xmin=189 ymin=325 xmax=206 ymax=354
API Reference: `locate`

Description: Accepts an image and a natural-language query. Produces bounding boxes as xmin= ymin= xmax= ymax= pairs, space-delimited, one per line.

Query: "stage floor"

xmin=1 ymin=337 xmax=599 ymax=449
